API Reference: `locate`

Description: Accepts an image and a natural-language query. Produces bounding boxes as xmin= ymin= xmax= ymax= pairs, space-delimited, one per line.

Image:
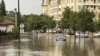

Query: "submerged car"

xmin=75 ymin=31 xmax=88 ymax=38
xmin=56 ymin=35 xmax=66 ymax=41
xmin=93 ymin=32 xmax=100 ymax=37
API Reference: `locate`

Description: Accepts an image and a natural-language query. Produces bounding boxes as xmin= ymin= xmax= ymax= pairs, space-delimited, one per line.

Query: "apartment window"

xmin=54 ymin=14 xmax=60 ymax=19
xmin=59 ymin=8 xmax=61 ymax=11
xmin=71 ymin=0 xmax=73 ymax=2
xmin=98 ymin=6 xmax=100 ymax=9
xmin=50 ymin=8 xmax=59 ymax=13
xmin=94 ymin=6 xmax=96 ymax=10
xmin=98 ymin=0 xmax=100 ymax=2
xmin=93 ymin=0 xmax=96 ymax=3
xmin=84 ymin=0 xmax=86 ymax=3
xmin=78 ymin=0 xmax=81 ymax=2
xmin=78 ymin=6 xmax=81 ymax=9
xmin=71 ymin=6 xmax=73 ymax=9
xmin=50 ymin=2 xmax=58 ymax=7
xmin=67 ymin=0 xmax=68 ymax=3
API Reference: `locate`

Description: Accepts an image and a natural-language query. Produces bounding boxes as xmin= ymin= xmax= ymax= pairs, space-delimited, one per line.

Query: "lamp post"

xmin=18 ymin=0 xmax=20 ymax=56
xmin=14 ymin=8 xmax=17 ymax=26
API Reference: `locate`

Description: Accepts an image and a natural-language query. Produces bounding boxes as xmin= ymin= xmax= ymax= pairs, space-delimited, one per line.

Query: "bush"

xmin=0 ymin=30 xmax=13 ymax=35
xmin=12 ymin=26 xmax=19 ymax=36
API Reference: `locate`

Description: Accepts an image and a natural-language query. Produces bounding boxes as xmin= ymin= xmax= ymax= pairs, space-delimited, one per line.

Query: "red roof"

xmin=0 ymin=19 xmax=14 ymax=25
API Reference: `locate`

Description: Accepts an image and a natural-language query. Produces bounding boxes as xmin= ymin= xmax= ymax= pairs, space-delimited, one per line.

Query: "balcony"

xmin=84 ymin=1 xmax=97 ymax=6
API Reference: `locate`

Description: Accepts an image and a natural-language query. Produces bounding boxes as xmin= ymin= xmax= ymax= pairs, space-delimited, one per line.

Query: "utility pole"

xmin=14 ymin=8 xmax=17 ymax=26
xmin=18 ymin=0 xmax=20 ymax=56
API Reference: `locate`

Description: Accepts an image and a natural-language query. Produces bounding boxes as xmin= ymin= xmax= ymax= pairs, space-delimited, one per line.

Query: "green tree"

xmin=0 ymin=16 xmax=3 ymax=22
xmin=61 ymin=7 xmax=94 ymax=32
xmin=76 ymin=8 xmax=94 ymax=32
xmin=94 ymin=19 xmax=100 ymax=32
xmin=98 ymin=13 xmax=100 ymax=19
xmin=25 ymin=14 xmax=45 ymax=31
xmin=25 ymin=14 xmax=56 ymax=32
xmin=70 ymin=12 xmax=79 ymax=31
xmin=12 ymin=26 xmax=19 ymax=38
xmin=61 ymin=7 xmax=73 ymax=29
xmin=0 ymin=0 xmax=6 ymax=16
xmin=40 ymin=14 xmax=56 ymax=29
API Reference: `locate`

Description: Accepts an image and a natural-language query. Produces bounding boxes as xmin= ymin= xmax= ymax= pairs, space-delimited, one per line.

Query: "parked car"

xmin=68 ymin=30 xmax=75 ymax=35
xmin=56 ymin=35 xmax=66 ymax=41
xmin=93 ymin=32 xmax=100 ymax=37
xmin=46 ymin=29 xmax=56 ymax=33
xmin=75 ymin=31 xmax=88 ymax=38
xmin=56 ymin=28 xmax=63 ymax=33
xmin=64 ymin=29 xmax=74 ymax=35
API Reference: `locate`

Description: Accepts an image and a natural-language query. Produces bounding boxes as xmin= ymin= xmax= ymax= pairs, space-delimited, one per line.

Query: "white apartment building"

xmin=42 ymin=0 xmax=100 ymax=21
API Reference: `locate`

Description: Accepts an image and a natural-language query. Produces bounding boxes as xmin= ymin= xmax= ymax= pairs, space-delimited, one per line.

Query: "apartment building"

xmin=42 ymin=0 xmax=100 ymax=21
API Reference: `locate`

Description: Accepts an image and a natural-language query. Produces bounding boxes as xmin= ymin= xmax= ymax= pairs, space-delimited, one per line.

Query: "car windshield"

xmin=76 ymin=31 xmax=83 ymax=34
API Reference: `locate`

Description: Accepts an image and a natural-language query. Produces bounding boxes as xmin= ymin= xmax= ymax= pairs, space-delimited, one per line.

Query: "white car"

xmin=75 ymin=31 xmax=88 ymax=38
xmin=46 ymin=29 xmax=56 ymax=33
xmin=93 ymin=32 xmax=100 ymax=37
xmin=56 ymin=35 xmax=66 ymax=41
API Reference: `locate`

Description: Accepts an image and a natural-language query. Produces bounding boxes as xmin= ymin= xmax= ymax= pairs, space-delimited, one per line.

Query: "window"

xmin=93 ymin=0 xmax=96 ymax=3
xmin=50 ymin=2 xmax=58 ymax=7
xmin=67 ymin=0 xmax=68 ymax=2
xmin=50 ymin=8 xmax=59 ymax=13
xmin=78 ymin=0 xmax=81 ymax=2
xmin=84 ymin=0 xmax=86 ymax=3
xmin=71 ymin=6 xmax=73 ymax=9
xmin=71 ymin=0 xmax=73 ymax=2
xmin=98 ymin=0 xmax=100 ymax=2
xmin=78 ymin=6 xmax=81 ymax=9
xmin=98 ymin=6 xmax=100 ymax=9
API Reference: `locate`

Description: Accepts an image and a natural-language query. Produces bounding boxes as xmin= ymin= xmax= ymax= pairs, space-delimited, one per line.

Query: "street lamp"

xmin=14 ymin=8 xmax=17 ymax=26
xmin=18 ymin=0 xmax=20 ymax=56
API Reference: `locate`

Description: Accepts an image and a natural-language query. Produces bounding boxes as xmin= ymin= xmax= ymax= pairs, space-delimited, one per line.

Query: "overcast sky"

xmin=1 ymin=0 xmax=42 ymax=15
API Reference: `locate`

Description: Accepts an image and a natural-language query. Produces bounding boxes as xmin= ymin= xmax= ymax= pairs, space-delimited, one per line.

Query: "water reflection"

xmin=0 ymin=33 xmax=100 ymax=56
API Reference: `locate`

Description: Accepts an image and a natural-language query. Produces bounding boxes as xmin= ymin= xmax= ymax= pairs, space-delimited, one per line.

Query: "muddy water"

xmin=0 ymin=33 xmax=100 ymax=56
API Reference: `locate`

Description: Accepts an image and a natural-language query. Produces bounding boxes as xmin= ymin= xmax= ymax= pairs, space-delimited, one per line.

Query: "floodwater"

xmin=0 ymin=33 xmax=100 ymax=56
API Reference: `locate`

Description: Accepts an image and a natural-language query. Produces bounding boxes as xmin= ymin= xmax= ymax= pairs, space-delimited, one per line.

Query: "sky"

xmin=1 ymin=0 xmax=42 ymax=15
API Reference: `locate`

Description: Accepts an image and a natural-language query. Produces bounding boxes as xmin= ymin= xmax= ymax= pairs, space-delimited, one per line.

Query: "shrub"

xmin=0 ymin=30 xmax=13 ymax=35
xmin=12 ymin=26 xmax=19 ymax=36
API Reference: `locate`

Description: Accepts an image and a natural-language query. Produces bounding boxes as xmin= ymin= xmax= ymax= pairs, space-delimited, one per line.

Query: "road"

xmin=0 ymin=33 xmax=100 ymax=56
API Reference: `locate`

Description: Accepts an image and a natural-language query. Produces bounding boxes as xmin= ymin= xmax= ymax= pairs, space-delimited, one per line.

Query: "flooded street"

xmin=0 ymin=33 xmax=100 ymax=56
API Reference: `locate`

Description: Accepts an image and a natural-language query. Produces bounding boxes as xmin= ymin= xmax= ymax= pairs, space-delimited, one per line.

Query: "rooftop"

xmin=0 ymin=19 xmax=14 ymax=25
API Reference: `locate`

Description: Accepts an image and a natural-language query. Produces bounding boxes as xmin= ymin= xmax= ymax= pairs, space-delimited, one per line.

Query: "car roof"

xmin=56 ymin=35 xmax=65 ymax=37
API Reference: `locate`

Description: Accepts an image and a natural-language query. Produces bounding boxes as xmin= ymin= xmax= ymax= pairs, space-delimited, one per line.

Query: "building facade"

xmin=0 ymin=19 xmax=14 ymax=32
xmin=42 ymin=0 xmax=100 ymax=21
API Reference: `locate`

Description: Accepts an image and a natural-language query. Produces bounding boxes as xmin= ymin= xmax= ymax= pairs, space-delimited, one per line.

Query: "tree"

xmin=61 ymin=7 xmax=73 ymax=29
xmin=40 ymin=14 xmax=56 ymax=29
xmin=24 ymin=14 xmax=56 ymax=32
xmin=25 ymin=15 xmax=40 ymax=31
xmin=0 ymin=0 xmax=6 ymax=16
xmin=76 ymin=8 xmax=94 ymax=32
xmin=60 ymin=7 xmax=94 ymax=50
xmin=98 ymin=13 xmax=100 ymax=19
xmin=70 ymin=12 xmax=79 ymax=31
xmin=94 ymin=19 xmax=100 ymax=32
xmin=0 ymin=16 xmax=3 ymax=22
xmin=61 ymin=7 xmax=94 ymax=32
xmin=12 ymin=26 xmax=19 ymax=39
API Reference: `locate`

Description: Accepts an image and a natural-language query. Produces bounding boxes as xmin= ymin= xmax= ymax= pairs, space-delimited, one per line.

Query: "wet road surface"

xmin=0 ymin=33 xmax=100 ymax=56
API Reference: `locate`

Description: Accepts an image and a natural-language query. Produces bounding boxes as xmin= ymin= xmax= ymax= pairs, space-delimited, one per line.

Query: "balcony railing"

xmin=84 ymin=0 xmax=97 ymax=6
